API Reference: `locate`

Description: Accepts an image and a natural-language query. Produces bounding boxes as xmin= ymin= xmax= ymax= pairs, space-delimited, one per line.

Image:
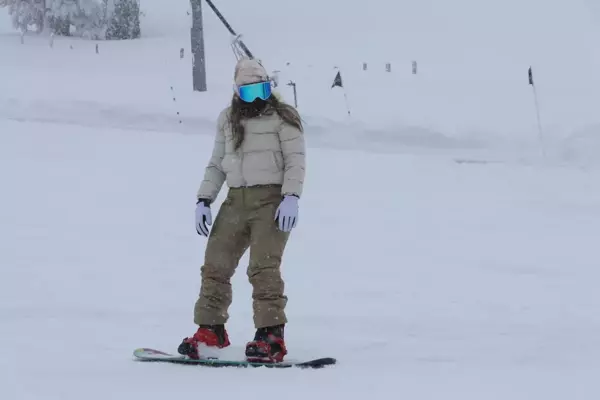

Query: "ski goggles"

xmin=236 ymin=81 xmax=272 ymax=102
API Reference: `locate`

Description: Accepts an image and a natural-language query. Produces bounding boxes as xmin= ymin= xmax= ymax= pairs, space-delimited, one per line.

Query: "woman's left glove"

xmin=275 ymin=195 xmax=299 ymax=232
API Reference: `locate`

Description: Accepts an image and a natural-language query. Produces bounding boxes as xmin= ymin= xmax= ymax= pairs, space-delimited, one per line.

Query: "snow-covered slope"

xmin=2 ymin=1 xmax=600 ymax=399
xmin=2 ymin=0 xmax=600 ymax=163
xmin=3 ymin=117 xmax=600 ymax=400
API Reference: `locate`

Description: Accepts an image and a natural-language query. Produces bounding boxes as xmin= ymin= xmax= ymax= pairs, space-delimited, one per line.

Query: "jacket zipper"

xmin=239 ymin=147 xmax=247 ymax=186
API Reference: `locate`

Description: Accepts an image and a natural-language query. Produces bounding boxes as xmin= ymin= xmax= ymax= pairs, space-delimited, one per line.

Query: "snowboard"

xmin=133 ymin=348 xmax=336 ymax=369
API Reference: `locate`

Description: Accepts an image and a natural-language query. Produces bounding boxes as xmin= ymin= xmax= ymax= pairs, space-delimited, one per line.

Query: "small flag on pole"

xmin=527 ymin=65 xmax=545 ymax=158
xmin=528 ymin=66 xmax=534 ymax=85
xmin=330 ymin=70 xmax=351 ymax=116
xmin=331 ymin=71 xmax=343 ymax=88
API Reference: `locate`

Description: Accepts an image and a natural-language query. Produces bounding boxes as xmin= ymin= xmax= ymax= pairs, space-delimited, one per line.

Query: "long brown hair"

xmin=229 ymin=94 xmax=303 ymax=150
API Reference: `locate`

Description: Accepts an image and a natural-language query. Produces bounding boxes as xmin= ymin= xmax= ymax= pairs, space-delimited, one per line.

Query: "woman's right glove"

xmin=195 ymin=199 xmax=212 ymax=237
xmin=274 ymin=195 xmax=299 ymax=232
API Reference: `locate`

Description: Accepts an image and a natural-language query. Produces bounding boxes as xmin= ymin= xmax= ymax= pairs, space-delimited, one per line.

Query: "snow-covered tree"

xmin=46 ymin=0 xmax=105 ymax=39
xmin=105 ymin=0 xmax=139 ymax=40
xmin=1 ymin=0 xmax=140 ymax=39
xmin=0 ymin=0 xmax=46 ymax=33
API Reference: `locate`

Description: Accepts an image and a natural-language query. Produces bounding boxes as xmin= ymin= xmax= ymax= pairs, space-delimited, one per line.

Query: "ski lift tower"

xmin=190 ymin=0 xmax=207 ymax=92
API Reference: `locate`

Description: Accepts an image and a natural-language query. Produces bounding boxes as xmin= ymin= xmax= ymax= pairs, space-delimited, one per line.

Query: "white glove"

xmin=274 ymin=195 xmax=299 ymax=232
xmin=195 ymin=199 xmax=212 ymax=236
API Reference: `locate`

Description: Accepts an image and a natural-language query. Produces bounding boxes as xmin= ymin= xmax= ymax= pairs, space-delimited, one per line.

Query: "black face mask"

xmin=239 ymin=98 xmax=268 ymax=118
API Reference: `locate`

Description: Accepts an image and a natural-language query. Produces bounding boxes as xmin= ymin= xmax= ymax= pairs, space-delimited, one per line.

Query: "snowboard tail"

xmin=133 ymin=348 xmax=336 ymax=369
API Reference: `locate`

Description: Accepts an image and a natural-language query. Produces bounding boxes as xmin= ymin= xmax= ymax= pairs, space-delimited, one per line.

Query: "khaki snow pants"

xmin=193 ymin=185 xmax=290 ymax=329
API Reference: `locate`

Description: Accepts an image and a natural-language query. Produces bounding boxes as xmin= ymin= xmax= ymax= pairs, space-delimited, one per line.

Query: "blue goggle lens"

xmin=238 ymin=81 xmax=272 ymax=102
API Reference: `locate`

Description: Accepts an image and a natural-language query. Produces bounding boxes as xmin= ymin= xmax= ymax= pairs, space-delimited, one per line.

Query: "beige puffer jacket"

xmin=196 ymin=106 xmax=306 ymax=202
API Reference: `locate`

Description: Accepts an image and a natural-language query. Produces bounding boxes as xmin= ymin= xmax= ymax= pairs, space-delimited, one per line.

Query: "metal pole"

xmin=204 ymin=0 xmax=253 ymax=58
xmin=287 ymin=81 xmax=298 ymax=108
xmin=190 ymin=0 xmax=207 ymax=92
xmin=532 ymin=85 xmax=546 ymax=159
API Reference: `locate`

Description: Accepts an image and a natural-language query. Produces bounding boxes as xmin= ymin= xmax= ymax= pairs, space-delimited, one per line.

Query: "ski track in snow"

xmin=2 ymin=1 xmax=600 ymax=398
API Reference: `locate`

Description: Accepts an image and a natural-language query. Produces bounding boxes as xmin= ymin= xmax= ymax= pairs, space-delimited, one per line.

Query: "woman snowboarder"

xmin=177 ymin=58 xmax=306 ymax=363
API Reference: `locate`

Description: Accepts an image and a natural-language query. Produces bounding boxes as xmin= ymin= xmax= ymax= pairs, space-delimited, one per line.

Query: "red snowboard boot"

xmin=178 ymin=325 xmax=230 ymax=360
xmin=245 ymin=324 xmax=287 ymax=363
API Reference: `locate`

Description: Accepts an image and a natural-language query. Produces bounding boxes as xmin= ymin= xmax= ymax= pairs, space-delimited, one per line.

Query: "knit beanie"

xmin=234 ymin=58 xmax=269 ymax=87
